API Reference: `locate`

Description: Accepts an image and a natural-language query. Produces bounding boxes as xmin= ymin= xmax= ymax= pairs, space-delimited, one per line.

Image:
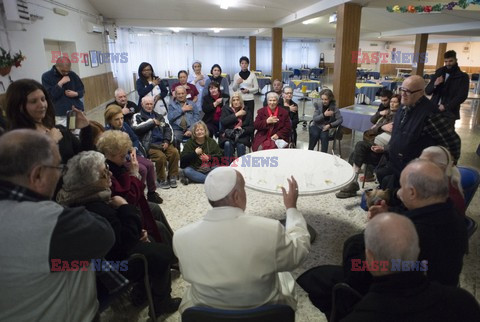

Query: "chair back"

xmin=458 ymin=166 xmax=480 ymax=208
xmin=182 ymin=304 xmax=295 ymax=322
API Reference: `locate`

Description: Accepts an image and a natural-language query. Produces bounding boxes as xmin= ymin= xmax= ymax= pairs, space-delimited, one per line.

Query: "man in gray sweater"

xmin=0 ymin=129 xmax=115 ymax=322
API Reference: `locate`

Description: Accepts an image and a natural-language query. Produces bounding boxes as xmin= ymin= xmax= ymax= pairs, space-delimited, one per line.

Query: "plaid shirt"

xmin=423 ymin=112 xmax=461 ymax=161
xmin=0 ymin=180 xmax=49 ymax=202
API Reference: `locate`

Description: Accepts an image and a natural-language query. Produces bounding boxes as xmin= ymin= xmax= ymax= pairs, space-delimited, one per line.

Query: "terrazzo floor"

xmin=92 ymin=81 xmax=480 ymax=321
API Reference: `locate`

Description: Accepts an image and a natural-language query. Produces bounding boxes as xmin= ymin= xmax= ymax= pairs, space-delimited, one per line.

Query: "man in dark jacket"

xmin=108 ymin=88 xmax=140 ymax=126
xmin=133 ymin=96 xmax=179 ymax=189
xmin=425 ymin=50 xmax=469 ymax=128
xmin=341 ymin=212 xmax=479 ymax=322
xmin=41 ymin=57 xmax=85 ymax=125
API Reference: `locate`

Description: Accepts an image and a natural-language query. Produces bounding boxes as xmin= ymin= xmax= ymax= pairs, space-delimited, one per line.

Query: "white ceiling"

xmin=88 ymin=0 xmax=480 ymax=43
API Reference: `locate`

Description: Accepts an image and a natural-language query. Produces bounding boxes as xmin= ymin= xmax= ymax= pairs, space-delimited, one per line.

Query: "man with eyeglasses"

xmin=375 ymin=75 xmax=461 ymax=201
xmin=425 ymin=50 xmax=469 ymax=128
xmin=0 ymin=129 xmax=115 ymax=321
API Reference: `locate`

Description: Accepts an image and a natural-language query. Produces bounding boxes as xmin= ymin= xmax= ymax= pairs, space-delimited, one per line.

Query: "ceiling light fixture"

xmin=328 ymin=13 xmax=337 ymax=24
xmin=303 ymin=17 xmax=320 ymax=25
xmin=171 ymin=27 xmax=181 ymax=33
xmin=213 ymin=28 xmax=221 ymax=33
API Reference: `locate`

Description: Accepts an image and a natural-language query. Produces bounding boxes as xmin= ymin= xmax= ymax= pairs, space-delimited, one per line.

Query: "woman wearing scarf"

xmin=231 ymin=56 xmax=259 ymax=124
xmin=252 ymin=92 xmax=291 ymax=151
xmin=204 ymin=64 xmax=230 ymax=98
xmin=219 ymin=92 xmax=253 ymax=161
xmin=56 ymin=151 xmax=180 ymax=316
xmin=202 ymin=81 xmax=229 ymax=137
xmin=96 ymin=130 xmax=174 ymax=245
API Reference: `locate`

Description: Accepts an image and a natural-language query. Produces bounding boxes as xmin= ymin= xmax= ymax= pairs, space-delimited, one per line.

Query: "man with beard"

xmin=425 ymin=50 xmax=469 ymax=128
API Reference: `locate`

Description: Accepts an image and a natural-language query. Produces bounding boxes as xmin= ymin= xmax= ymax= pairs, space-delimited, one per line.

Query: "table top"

xmin=291 ymin=79 xmax=320 ymax=86
xmin=342 ymin=104 xmax=378 ymax=114
xmin=230 ymin=149 xmax=354 ymax=196
xmin=356 ymin=83 xmax=383 ymax=89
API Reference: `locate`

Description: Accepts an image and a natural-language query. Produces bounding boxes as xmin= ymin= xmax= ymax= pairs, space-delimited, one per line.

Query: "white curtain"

xmin=109 ymin=30 xmax=324 ymax=93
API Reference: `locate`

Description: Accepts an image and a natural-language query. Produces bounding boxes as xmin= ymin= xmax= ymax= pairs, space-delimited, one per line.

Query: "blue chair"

xmin=458 ymin=166 xmax=480 ymax=241
xmin=293 ymin=69 xmax=300 ymax=78
xmin=182 ymin=304 xmax=295 ymax=322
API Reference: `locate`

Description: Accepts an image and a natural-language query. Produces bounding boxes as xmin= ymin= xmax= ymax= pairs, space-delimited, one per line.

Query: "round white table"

xmin=230 ymin=149 xmax=354 ymax=196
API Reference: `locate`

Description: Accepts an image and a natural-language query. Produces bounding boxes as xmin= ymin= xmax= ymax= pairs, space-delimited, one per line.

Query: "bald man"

xmin=375 ymin=75 xmax=461 ymax=195
xmin=173 ymin=168 xmax=310 ymax=313
xmin=108 ymin=88 xmax=140 ymax=125
xmin=42 ymin=57 xmax=85 ymax=123
xmin=342 ymin=213 xmax=480 ymax=322
xmin=298 ymin=160 xmax=467 ymax=318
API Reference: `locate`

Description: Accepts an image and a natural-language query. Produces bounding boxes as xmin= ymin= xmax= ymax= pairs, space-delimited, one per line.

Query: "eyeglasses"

xmin=43 ymin=164 xmax=68 ymax=176
xmin=100 ymin=162 xmax=111 ymax=179
xmin=284 ymin=92 xmax=293 ymax=95
xmin=399 ymin=87 xmax=423 ymax=96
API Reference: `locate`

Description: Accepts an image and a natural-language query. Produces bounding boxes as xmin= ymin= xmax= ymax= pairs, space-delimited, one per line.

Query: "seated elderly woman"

xmin=96 ymin=130 xmax=174 ymax=245
xmin=219 ymin=92 xmax=253 ymax=161
xmin=202 ymin=81 xmax=229 ymax=137
xmin=308 ymin=88 xmax=343 ymax=153
xmin=252 ymin=92 xmax=291 ymax=151
xmin=56 ymin=151 xmax=180 ymax=315
xmin=420 ymin=146 xmax=465 ymax=216
xmin=180 ymin=121 xmax=223 ymax=184
xmin=104 ymin=104 xmax=163 ymax=204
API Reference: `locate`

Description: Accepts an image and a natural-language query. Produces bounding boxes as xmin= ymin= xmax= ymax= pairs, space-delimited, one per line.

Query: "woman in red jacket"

xmin=252 ymin=92 xmax=291 ymax=151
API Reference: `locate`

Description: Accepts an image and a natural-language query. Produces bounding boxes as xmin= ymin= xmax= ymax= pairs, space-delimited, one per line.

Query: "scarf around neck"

xmin=56 ymin=179 xmax=111 ymax=206
xmin=239 ymin=70 xmax=250 ymax=80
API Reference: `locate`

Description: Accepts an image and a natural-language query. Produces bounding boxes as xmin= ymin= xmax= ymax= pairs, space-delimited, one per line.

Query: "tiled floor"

xmin=91 ymin=80 xmax=480 ymax=321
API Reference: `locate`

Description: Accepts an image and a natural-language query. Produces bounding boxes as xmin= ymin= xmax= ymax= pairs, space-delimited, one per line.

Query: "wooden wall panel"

xmin=82 ymin=72 xmax=118 ymax=112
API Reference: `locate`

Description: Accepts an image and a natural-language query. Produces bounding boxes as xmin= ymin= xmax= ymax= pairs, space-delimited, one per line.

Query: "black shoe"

xmin=130 ymin=283 xmax=147 ymax=307
xmin=147 ymin=191 xmax=163 ymax=204
xmin=154 ymin=297 xmax=182 ymax=316
xmin=181 ymin=177 xmax=189 ymax=185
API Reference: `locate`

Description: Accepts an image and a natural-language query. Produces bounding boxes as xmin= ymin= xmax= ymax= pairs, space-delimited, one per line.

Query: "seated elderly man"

xmin=262 ymin=79 xmax=284 ymax=107
xmin=168 ymin=85 xmax=201 ymax=147
xmin=133 ymin=96 xmax=180 ymax=189
xmin=107 ymin=88 xmax=140 ymax=126
xmin=298 ymin=159 xmax=467 ymax=319
xmin=342 ymin=212 xmax=480 ymax=321
xmin=173 ymin=168 xmax=310 ymax=313
xmin=0 ymin=129 xmax=115 ymax=321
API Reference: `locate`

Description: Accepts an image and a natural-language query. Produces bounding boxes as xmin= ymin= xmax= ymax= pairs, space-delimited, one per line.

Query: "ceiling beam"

xmin=362 ymin=21 xmax=480 ymax=39
xmin=114 ymin=19 xmax=272 ymax=29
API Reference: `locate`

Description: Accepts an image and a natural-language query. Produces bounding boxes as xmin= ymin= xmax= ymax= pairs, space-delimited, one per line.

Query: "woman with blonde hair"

xmin=420 ymin=145 xmax=465 ymax=216
xmin=180 ymin=121 xmax=223 ymax=184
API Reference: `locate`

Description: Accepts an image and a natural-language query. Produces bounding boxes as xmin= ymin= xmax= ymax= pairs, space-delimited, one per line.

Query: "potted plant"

xmin=0 ymin=47 xmax=26 ymax=77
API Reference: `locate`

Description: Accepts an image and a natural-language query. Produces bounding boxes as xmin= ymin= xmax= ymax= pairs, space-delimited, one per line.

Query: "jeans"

xmin=309 ymin=125 xmax=330 ymax=152
xmin=223 ymin=140 xmax=246 ymax=161
xmin=183 ymin=166 xmax=208 ymax=183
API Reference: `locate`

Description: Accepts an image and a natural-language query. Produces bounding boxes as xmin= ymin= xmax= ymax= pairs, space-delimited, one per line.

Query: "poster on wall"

xmin=89 ymin=50 xmax=99 ymax=68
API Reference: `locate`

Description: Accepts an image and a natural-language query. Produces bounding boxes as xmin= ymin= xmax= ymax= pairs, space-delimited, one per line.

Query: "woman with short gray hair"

xmin=57 ymin=151 xmax=181 ymax=315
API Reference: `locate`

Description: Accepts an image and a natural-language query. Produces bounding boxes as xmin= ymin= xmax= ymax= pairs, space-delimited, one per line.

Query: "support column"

xmin=412 ymin=33 xmax=428 ymax=76
xmin=249 ymin=36 xmax=257 ymax=71
xmin=272 ymin=28 xmax=283 ymax=82
xmin=436 ymin=43 xmax=447 ymax=70
xmin=333 ymin=3 xmax=362 ymax=108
